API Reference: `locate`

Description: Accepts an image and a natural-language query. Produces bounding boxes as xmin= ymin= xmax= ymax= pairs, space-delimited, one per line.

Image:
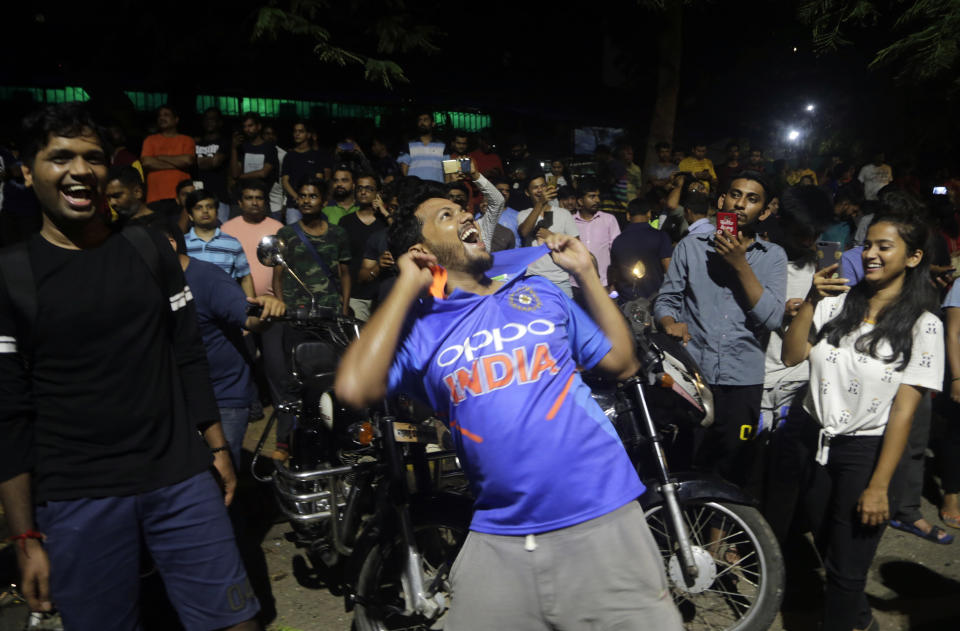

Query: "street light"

xmin=805 ymin=103 xmax=815 ymax=112
xmin=787 ymin=129 xmax=801 ymax=142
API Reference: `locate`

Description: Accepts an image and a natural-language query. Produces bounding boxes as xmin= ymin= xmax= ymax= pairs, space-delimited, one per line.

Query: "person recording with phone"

xmin=778 ymin=203 xmax=943 ymax=631
xmin=517 ymin=172 xmax=581 ymax=297
xmin=654 ymin=171 xmax=787 ymax=491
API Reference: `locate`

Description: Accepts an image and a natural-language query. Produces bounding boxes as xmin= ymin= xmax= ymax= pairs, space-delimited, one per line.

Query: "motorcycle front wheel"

xmin=353 ymin=504 xmax=470 ymax=631
xmin=644 ymin=501 xmax=784 ymax=631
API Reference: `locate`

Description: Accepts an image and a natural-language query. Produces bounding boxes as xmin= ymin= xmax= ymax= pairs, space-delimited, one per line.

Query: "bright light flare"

xmin=787 ymin=129 xmax=801 ymax=141
xmin=805 ymin=103 xmax=815 ymax=112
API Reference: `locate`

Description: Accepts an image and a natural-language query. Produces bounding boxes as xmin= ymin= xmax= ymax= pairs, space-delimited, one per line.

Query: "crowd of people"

xmin=1 ymin=100 xmax=960 ymax=631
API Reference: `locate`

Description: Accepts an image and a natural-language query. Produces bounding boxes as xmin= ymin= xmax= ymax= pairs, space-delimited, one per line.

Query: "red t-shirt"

xmin=469 ymin=150 xmax=504 ymax=178
xmin=141 ymin=134 xmax=195 ymax=203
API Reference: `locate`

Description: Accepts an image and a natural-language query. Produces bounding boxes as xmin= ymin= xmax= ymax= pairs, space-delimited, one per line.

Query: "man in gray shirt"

xmin=517 ymin=173 xmax=580 ymax=296
xmin=654 ymin=171 xmax=786 ymax=490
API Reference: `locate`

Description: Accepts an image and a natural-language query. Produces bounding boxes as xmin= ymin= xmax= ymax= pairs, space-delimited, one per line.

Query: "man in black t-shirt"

xmin=280 ymin=120 xmax=328 ymax=224
xmin=338 ymin=171 xmax=387 ymax=320
xmin=0 ymin=104 xmax=260 ymax=631
xmin=195 ymin=107 xmax=232 ymax=223
xmin=231 ymin=112 xmax=278 ymax=193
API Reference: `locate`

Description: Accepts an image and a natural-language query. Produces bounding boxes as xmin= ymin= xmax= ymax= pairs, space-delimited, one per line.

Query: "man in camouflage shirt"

xmin=273 ymin=176 xmax=351 ymax=313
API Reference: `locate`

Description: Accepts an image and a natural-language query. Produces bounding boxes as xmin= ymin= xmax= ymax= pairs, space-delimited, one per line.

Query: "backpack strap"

xmin=121 ymin=225 xmax=161 ymax=286
xmin=0 ymin=241 xmax=37 ymax=362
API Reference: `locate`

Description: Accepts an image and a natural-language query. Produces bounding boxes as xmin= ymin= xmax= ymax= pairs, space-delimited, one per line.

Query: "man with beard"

xmin=323 ymin=165 xmax=358 ymax=225
xmin=104 ymin=165 xmax=160 ymax=228
xmin=183 ymin=190 xmax=254 ymax=298
xmin=397 ymin=112 xmax=447 ymax=182
xmin=335 ymin=179 xmax=682 ymax=631
xmin=654 ymin=171 xmax=786 ymax=491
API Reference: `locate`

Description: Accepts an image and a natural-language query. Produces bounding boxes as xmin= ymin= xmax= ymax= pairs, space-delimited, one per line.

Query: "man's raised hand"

xmin=544 ymin=234 xmax=593 ymax=278
xmin=396 ymin=250 xmax=437 ymax=293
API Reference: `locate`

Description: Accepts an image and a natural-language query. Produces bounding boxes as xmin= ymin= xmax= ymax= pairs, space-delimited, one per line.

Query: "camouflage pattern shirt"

xmin=277 ymin=223 xmax=351 ymax=310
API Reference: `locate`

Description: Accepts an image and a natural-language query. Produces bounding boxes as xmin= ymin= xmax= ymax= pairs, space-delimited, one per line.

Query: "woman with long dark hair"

xmin=780 ymin=206 xmax=944 ymax=631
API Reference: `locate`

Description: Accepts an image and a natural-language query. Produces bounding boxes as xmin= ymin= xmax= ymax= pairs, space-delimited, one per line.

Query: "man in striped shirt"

xmin=397 ymin=112 xmax=448 ymax=182
xmin=184 ymin=189 xmax=254 ymax=298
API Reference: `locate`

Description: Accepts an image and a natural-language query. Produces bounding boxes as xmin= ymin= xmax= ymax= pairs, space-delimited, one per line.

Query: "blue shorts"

xmin=36 ymin=472 xmax=259 ymax=631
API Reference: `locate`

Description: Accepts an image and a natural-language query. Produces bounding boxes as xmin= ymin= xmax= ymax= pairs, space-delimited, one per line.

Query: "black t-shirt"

xmin=195 ymin=134 xmax=231 ymax=202
xmin=0 ymin=231 xmax=216 ymax=501
xmin=281 ymin=149 xmax=328 ymax=207
xmin=610 ymin=222 xmax=674 ymax=300
xmin=340 ymin=212 xmax=387 ymax=300
xmin=239 ymin=141 xmax=279 ymax=186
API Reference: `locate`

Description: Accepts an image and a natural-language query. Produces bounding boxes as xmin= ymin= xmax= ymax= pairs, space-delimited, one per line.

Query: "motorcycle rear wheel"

xmin=353 ymin=505 xmax=470 ymax=631
xmin=643 ymin=501 xmax=784 ymax=631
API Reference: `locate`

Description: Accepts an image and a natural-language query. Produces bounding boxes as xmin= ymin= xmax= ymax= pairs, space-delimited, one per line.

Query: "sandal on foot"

xmin=941 ymin=512 xmax=960 ymax=530
xmin=889 ymin=519 xmax=954 ymax=544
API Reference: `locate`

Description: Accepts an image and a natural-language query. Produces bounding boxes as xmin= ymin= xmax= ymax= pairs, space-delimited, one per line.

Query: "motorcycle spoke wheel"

xmin=644 ymin=501 xmax=784 ymax=631
xmin=354 ymin=515 xmax=468 ymax=631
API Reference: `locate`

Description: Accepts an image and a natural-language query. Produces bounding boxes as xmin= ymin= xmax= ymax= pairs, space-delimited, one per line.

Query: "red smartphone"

xmin=717 ymin=212 xmax=738 ymax=236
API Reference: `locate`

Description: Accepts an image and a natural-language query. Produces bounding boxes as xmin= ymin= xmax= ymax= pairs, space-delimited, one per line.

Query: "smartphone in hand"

xmin=815 ymin=241 xmax=842 ymax=271
xmin=717 ymin=212 xmax=738 ymax=236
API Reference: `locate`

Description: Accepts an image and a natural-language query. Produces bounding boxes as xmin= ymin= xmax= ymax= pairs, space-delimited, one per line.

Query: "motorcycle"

xmin=600 ymin=296 xmax=785 ymax=631
xmin=252 ymin=235 xmax=471 ymax=631
xmin=255 ymin=234 xmax=783 ymax=631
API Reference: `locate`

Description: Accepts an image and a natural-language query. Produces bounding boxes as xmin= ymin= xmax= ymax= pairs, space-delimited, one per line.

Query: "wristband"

xmin=210 ymin=445 xmax=230 ymax=454
xmin=6 ymin=530 xmax=46 ymax=552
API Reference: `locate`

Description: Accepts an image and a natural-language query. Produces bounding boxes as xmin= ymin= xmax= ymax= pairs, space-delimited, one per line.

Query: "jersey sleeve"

xmin=386 ymin=318 xmax=431 ymax=405
xmin=0 ymin=272 xmax=35 ymax=482
xmin=558 ymin=284 xmax=612 ymax=370
xmin=902 ymin=313 xmax=945 ymax=391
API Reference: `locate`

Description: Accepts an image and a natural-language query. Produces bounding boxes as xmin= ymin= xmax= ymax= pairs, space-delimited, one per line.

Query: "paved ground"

xmin=3 ymin=411 xmax=959 ymax=630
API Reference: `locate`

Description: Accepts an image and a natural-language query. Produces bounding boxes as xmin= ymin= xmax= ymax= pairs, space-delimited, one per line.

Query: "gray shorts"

xmin=445 ymin=501 xmax=682 ymax=631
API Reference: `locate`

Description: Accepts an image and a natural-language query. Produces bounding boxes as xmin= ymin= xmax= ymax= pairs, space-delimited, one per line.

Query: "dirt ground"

xmin=2 ymin=411 xmax=959 ymax=631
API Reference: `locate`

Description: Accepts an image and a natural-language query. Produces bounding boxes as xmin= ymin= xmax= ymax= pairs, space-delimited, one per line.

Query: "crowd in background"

xmin=2 ymin=101 xmax=960 ymax=631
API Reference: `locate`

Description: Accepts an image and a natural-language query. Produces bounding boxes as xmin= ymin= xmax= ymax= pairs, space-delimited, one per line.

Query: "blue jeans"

xmin=219 ymin=406 xmax=249 ymax=465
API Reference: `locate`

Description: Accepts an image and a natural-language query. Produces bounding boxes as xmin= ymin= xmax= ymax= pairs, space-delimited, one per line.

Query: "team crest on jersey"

xmin=508 ymin=285 xmax=541 ymax=312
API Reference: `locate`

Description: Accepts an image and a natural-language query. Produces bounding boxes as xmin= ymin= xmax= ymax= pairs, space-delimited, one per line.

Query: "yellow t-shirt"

xmin=677 ymin=157 xmax=718 ymax=191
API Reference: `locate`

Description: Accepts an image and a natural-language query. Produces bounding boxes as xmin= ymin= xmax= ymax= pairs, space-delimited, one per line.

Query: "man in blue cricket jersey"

xmin=336 ymin=180 xmax=681 ymax=629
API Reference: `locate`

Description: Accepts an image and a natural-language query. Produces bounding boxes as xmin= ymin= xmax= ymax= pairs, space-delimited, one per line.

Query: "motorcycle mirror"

xmin=258 ymin=235 xmax=286 ymax=267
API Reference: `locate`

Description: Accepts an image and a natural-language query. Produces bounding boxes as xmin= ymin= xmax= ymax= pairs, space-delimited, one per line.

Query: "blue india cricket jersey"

xmin=388 ymin=247 xmax=645 ymax=535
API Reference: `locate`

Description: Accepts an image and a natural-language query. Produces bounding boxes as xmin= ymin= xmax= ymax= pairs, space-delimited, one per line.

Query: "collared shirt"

xmin=323 ymin=204 xmax=359 ymax=226
xmin=184 ymin=227 xmax=250 ymax=280
xmin=573 ymin=210 xmax=621 ymax=286
xmin=653 ymin=234 xmax=787 ymax=386
xmin=687 ymin=217 xmax=715 ymax=235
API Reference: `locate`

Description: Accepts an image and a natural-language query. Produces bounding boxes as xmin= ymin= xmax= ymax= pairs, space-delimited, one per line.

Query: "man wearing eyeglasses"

xmin=339 ymin=172 xmax=388 ymax=320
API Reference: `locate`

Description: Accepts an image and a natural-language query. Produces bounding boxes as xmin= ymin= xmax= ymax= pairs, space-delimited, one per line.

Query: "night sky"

xmin=1 ymin=1 xmax=955 ymax=163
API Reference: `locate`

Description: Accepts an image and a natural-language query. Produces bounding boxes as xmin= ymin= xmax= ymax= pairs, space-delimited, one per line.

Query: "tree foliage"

xmin=798 ymin=0 xmax=960 ymax=84
xmin=252 ymin=0 xmax=441 ymax=89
